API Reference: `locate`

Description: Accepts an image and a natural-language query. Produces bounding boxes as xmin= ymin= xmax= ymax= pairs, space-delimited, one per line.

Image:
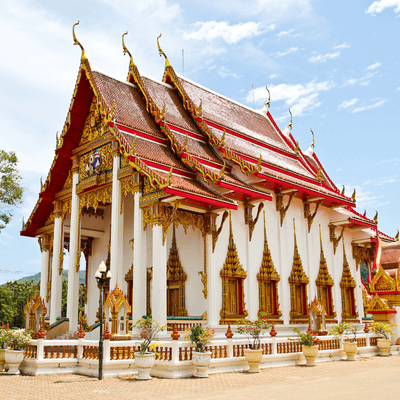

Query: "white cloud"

xmin=397 ymin=87 xmax=400 ymax=90
xmin=184 ymin=21 xmax=275 ymax=44
xmin=352 ymin=99 xmax=387 ymax=113
xmin=334 ymin=42 xmax=351 ymax=49
xmin=339 ymin=98 xmax=358 ymax=109
xmin=248 ymin=79 xmax=334 ymax=116
xmin=217 ymin=66 xmax=240 ymax=78
xmin=366 ymin=62 xmax=381 ymax=70
xmin=308 ymin=52 xmax=340 ymax=63
xmin=277 ymin=29 xmax=295 ymax=37
xmin=269 ymin=74 xmax=279 ymax=79
xmin=272 ymin=47 xmax=298 ymax=57
xmin=366 ymin=0 xmax=400 ymax=15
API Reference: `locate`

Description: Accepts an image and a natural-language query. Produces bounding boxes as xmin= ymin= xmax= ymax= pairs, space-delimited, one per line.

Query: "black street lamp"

xmin=95 ymin=261 xmax=111 ymax=381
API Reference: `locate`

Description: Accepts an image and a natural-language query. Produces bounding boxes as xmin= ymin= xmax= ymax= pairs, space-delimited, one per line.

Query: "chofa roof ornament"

xmin=286 ymin=109 xmax=293 ymax=130
xmin=122 ymin=31 xmax=135 ymax=68
xmin=157 ymin=33 xmax=171 ymax=68
xmin=264 ymin=86 xmax=271 ymax=109
xmin=72 ymin=21 xmax=86 ymax=61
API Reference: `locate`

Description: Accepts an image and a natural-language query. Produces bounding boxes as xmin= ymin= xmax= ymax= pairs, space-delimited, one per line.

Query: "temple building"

xmin=20 ymin=28 xmax=396 ymax=338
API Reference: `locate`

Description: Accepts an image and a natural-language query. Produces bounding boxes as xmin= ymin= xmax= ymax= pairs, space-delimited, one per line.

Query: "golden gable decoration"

xmin=366 ymin=294 xmax=397 ymax=323
xmin=257 ymin=212 xmax=282 ymax=323
xmin=340 ymin=242 xmax=359 ymax=323
xmin=289 ymin=220 xmax=309 ymax=324
xmin=220 ymin=213 xmax=248 ymax=324
xmin=166 ymin=224 xmax=188 ymax=317
xmin=369 ymin=265 xmax=396 ymax=293
xmin=315 ymin=227 xmax=336 ymax=323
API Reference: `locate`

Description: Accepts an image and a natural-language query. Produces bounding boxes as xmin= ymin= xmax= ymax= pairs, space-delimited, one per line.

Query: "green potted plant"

xmin=292 ymin=327 xmax=320 ymax=367
xmin=329 ymin=322 xmax=358 ymax=361
xmin=132 ymin=317 xmax=165 ymax=380
xmin=184 ymin=325 xmax=215 ymax=377
xmin=4 ymin=329 xmax=32 ymax=374
xmin=369 ymin=322 xmax=397 ymax=356
xmin=236 ymin=318 xmax=271 ymax=373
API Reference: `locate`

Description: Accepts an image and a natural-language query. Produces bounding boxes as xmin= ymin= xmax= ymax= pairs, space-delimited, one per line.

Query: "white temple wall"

xmin=174 ymin=224 xmax=205 ymax=317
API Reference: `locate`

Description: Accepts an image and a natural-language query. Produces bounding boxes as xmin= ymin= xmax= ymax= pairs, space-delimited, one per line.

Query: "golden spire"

xmin=72 ymin=21 xmax=86 ymax=61
xmin=258 ymin=212 xmax=279 ymax=280
xmin=157 ymin=33 xmax=171 ymax=68
xmin=166 ymin=224 xmax=187 ymax=281
xmin=287 ymin=109 xmax=293 ymax=130
xmin=289 ymin=219 xmax=309 ymax=283
xmin=264 ymin=86 xmax=271 ymax=109
xmin=310 ymin=128 xmax=315 ymax=149
xmin=316 ymin=225 xmax=334 ymax=285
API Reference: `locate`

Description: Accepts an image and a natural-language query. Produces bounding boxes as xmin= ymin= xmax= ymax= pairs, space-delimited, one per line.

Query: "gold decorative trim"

xmin=352 ymin=243 xmax=374 ymax=271
xmin=219 ymin=213 xmax=248 ymax=324
xmin=288 ymin=219 xmax=309 ymax=324
xmin=257 ymin=212 xmax=282 ymax=323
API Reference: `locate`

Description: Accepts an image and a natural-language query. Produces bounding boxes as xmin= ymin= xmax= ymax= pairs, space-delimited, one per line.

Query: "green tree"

xmin=0 ymin=150 xmax=23 ymax=230
xmin=0 ymin=279 xmax=39 ymax=328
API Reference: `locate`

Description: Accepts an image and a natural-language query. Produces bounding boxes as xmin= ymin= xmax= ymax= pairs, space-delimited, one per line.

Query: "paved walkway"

xmin=1 ymin=356 xmax=399 ymax=400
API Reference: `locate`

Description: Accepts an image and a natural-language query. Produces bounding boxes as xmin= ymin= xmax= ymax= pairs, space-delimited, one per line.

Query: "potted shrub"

xmin=4 ymin=329 xmax=31 ymax=374
xmin=329 ymin=322 xmax=358 ymax=361
xmin=236 ymin=318 xmax=271 ymax=373
xmin=369 ymin=322 xmax=397 ymax=356
xmin=184 ymin=325 xmax=215 ymax=377
xmin=132 ymin=317 xmax=165 ymax=379
xmin=292 ymin=327 xmax=320 ymax=367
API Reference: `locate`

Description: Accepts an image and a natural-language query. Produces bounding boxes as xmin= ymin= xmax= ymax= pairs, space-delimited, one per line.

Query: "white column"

xmin=67 ymin=158 xmax=80 ymax=332
xmin=39 ymin=234 xmax=50 ymax=314
xmin=133 ymin=190 xmax=146 ymax=321
xmin=50 ymin=201 xmax=63 ymax=324
xmin=206 ymin=234 xmax=220 ymax=326
xmin=110 ymin=145 xmax=123 ymax=288
xmin=151 ymin=223 xmax=167 ymax=326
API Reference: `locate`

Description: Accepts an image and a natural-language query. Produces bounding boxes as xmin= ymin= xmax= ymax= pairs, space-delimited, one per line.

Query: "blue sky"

xmin=0 ymin=0 xmax=399 ymax=284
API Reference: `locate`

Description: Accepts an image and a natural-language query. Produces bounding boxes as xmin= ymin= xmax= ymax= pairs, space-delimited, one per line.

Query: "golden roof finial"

xmin=161 ymin=101 xmax=166 ymax=121
xmin=317 ymin=167 xmax=322 ymax=181
xmin=341 ymin=185 xmax=345 ymax=195
xmin=351 ymin=188 xmax=356 ymax=202
xmin=310 ymin=128 xmax=315 ymax=149
xmin=56 ymin=131 xmax=59 ymax=148
xmin=198 ymin=98 xmax=203 ymax=117
xmin=395 ymin=230 xmax=399 ymax=241
xmin=219 ymin=160 xmax=226 ymax=180
xmin=22 ymin=217 xmax=25 ymax=229
xmin=167 ymin=166 xmax=173 ymax=185
xmin=265 ymin=86 xmax=271 ymax=109
xmin=122 ymin=31 xmax=135 ymax=66
xmin=256 ymin=154 xmax=263 ymax=172
xmin=157 ymin=33 xmax=171 ymax=68
xmin=221 ymin=129 xmax=226 ymax=147
xmin=374 ymin=211 xmax=378 ymax=224
xmin=294 ymin=141 xmax=299 ymax=155
xmin=363 ymin=209 xmax=367 ymax=217
xmin=110 ymin=99 xmax=116 ymax=121
xmin=183 ymin=133 xmax=188 ymax=152
xmin=40 ymin=177 xmax=43 ymax=191
xmin=72 ymin=21 xmax=86 ymax=61
xmin=130 ymin=134 xmax=137 ymax=156
xmin=287 ymin=109 xmax=293 ymax=130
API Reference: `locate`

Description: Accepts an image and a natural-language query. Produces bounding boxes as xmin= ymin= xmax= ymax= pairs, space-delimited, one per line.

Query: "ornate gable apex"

xmin=166 ymin=224 xmax=187 ymax=281
xmin=104 ymin=281 xmax=131 ymax=313
xmin=366 ymin=294 xmax=397 ymax=314
xmin=340 ymin=242 xmax=356 ymax=288
xmin=316 ymin=228 xmax=334 ymax=286
xmin=369 ymin=264 xmax=396 ymax=293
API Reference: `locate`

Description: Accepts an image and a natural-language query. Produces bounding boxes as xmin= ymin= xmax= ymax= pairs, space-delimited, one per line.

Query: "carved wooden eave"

xmin=276 ymin=189 xmax=297 ymax=227
xmin=329 ymin=224 xmax=347 ymax=255
xmin=244 ymin=202 xmax=264 ymax=241
xmin=303 ymin=198 xmax=323 ymax=233
xmin=212 ymin=210 xmax=229 ymax=252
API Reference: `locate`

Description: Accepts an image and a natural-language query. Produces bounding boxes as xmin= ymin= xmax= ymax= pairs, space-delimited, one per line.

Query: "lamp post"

xmin=95 ymin=261 xmax=111 ymax=380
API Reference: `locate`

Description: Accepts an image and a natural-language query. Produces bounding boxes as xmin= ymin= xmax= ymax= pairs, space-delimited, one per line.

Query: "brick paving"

xmin=1 ymin=356 xmax=399 ymax=400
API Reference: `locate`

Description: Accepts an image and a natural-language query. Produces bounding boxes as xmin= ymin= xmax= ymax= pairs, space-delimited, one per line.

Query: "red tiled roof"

xmin=381 ymin=244 xmax=400 ymax=270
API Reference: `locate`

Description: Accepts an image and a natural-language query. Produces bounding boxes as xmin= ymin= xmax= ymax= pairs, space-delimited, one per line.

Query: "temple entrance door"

xmin=167 ymin=285 xmax=179 ymax=316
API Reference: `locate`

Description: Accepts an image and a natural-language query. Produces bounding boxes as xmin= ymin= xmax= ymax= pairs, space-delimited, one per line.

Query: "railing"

xmin=23 ymin=333 xmax=381 ymax=367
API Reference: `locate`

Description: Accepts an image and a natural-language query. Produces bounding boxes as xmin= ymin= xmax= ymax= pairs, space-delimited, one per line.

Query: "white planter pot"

xmin=343 ymin=341 xmax=357 ymax=361
xmin=244 ymin=349 xmax=263 ymax=373
xmin=134 ymin=352 xmax=155 ymax=380
xmin=192 ymin=351 xmax=212 ymax=378
xmin=4 ymin=349 xmax=24 ymax=375
xmin=0 ymin=348 xmax=5 ymax=372
xmin=302 ymin=345 xmax=318 ymax=367
xmin=377 ymin=339 xmax=391 ymax=357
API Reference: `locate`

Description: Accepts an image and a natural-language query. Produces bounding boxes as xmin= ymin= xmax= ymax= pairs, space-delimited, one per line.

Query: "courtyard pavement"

xmin=1 ymin=355 xmax=399 ymax=400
